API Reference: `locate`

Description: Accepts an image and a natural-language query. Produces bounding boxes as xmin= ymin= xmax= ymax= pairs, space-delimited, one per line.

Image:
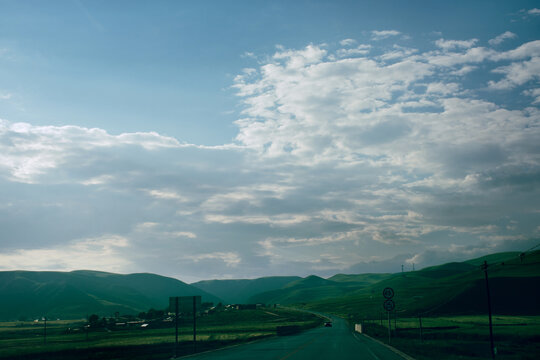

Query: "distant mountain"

xmin=2 ymin=250 xmax=537 ymax=321
xmin=250 ymin=275 xmax=364 ymax=305
xmin=0 ymin=270 xmax=220 ymax=321
xmin=191 ymin=276 xmax=301 ymax=304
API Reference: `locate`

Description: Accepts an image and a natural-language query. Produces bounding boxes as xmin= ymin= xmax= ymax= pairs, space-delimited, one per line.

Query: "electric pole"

xmin=481 ymin=261 xmax=495 ymax=359
xmin=175 ymin=297 xmax=179 ymax=358
xmin=43 ymin=317 xmax=47 ymax=345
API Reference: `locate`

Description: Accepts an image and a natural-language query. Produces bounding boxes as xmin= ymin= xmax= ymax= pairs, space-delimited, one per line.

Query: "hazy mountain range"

xmin=0 ymin=270 xmax=219 ymax=321
xmin=0 ymin=250 xmax=538 ymax=320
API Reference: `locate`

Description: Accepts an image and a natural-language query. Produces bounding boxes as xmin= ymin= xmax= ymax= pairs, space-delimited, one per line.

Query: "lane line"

xmin=357 ymin=332 xmax=416 ymax=360
xmin=353 ymin=332 xmax=380 ymax=360
xmin=278 ymin=334 xmax=322 ymax=360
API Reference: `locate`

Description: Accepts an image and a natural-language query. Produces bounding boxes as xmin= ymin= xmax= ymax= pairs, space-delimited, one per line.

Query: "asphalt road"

xmin=183 ymin=315 xmax=408 ymax=360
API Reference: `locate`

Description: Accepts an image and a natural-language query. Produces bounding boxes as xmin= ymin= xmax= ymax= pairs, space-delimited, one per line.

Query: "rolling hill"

xmin=0 ymin=270 xmax=220 ymax=321
xmin=302 ymin=250 xmax=540 ymax=317
xmin=1 ymin=249 xmax=538 ymax=321
xmin=191 ymin=276 xmax=301 ymax=304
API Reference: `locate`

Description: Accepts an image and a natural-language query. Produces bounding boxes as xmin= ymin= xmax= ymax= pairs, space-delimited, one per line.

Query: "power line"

xmin=523 ymin=242 xmax=540 ymax=253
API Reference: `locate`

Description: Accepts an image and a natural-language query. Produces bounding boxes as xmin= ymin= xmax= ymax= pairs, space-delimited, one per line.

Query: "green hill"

xmin=249 ymin=275 xmax=369 ymax=305
xmin=328 ymin=273 xmax=392 ymax=285
xmin=191 ymin=276 xmax=301 ymax=304
xmin=2 ymin=250 xmax=537 ymax=321
xmin=0 ymin=270 xmax=220 ymax=321
xmin=303 ymin=250 xmax=540 ymax=317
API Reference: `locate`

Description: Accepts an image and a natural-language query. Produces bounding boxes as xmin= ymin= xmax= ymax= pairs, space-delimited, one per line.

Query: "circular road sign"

xmin=383 ymin=299 xmax=395 ymax=312
xmin=382 ymin=287 xmax=394 ymax=299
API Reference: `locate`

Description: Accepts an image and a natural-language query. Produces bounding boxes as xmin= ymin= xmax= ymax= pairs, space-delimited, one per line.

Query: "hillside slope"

xmin=191 ymin=276 xmax=301 ymax=304
xmin=249 ymin=275 xmax=377 ymax=305
xmin=304 ymin=250 xmax=540 ymax=317
xmin=0 ymin=270 xmax=220 ymax=320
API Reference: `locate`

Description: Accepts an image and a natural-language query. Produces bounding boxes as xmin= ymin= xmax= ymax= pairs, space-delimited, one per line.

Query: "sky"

xmin=0 ymin=0 xmax=539 ymax=283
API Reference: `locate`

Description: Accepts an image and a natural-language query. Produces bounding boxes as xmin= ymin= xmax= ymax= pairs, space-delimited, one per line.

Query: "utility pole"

xmin=43 ymin=317 xmax=47 ymax=345
xmin=387 ymin=311 xmax=391 ymax=344
xmin=482 ymin=261 xmax=495 ymax=359
xmin=175 ymin=297 xmax=179 ymax=358
xmin=193 ymin=296 xmax=197 ymax=353
xmin=418 ymin=315 xmax=423 ymax=342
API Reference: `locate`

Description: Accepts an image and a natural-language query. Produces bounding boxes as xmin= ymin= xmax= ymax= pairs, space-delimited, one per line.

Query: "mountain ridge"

xmin=0 ymin=270 xmax=220 ymax=321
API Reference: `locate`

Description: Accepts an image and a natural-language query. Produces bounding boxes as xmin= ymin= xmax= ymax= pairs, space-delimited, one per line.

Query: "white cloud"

xmin=81 ymin=174 xmax=115 ymax=186
xmin=205 ymin=213 xmax=311 ymax=226
xmin=0 ymin=235 xmax=130 ymax=272
xmin=2 ymin=31 xmax=539 ymax=280
xmin=143 ymin=189 xmax=188 ymax=202
xmin=0 ymin=120 xmax=186 ymax=183
xmin=489 ymin=31 xmax=517 ymax=46
xmin=190 ymin=252 xmax=241 ymax=267
xmin=0 ymin=93 xmax=12 ymax=100
xmin=523 ymin=88 xmax=540 ymax=103
xmin=426 ymin=46 xmax=495 ymax=67
xmin=371 ymin=30 xmax=401 ymax=40
xmin=425 ymin=82 xmax=460 ymax=95
xmin=489 ymin=56 xmax=540 ymax=89
xmin=528 ymin=8 xmax=540 ymax=15
xmin=272 ymin=44 xmax=327 ymax=69
xmin=450 ymin=65 xmax=477 ymax=76
xmin=336 ymin=44 xmax=371 ymax=57
xmin=339 ymin=38 xmax=356 ymax=46
xmin=435 ymin=38 xmax=478 ymax=50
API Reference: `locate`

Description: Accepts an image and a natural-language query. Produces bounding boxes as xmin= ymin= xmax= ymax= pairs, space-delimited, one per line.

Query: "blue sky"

xmin=1 ymin=1 xmax=539 ymax=282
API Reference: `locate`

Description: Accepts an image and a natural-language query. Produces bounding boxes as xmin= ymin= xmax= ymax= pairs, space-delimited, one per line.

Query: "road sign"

xmin=382 ymin=287 xmax=394 ymax=299
xmin=383 ymin=299 xmax=395 ymax=311
xmin=169 ymin=296 xmax=201 ymax=313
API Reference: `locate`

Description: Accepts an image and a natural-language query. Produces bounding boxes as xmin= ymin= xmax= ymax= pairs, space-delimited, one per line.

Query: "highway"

xmin=183 ymin=315 xmax=409 ymax=360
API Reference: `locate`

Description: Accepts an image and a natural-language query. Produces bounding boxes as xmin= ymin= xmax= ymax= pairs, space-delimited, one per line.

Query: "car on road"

xmin=324 ymin=321 xmax=332 ymax=327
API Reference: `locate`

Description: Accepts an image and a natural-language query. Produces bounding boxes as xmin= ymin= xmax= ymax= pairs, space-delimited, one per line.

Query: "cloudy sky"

xmin=1 ymin=0 xmax=539 ymax=282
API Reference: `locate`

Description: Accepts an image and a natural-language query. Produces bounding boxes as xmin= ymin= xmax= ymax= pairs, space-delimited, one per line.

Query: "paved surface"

xmin=183 ymin=315 xmax=407 ymax=360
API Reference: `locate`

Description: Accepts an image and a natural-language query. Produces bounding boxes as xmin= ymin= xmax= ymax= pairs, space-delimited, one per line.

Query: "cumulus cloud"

xmin=2 ymin=33 xmax=539 ymax=280
xmin=489 ymin=31 xmax=517 ymax=46
xmin=0 ymin=120 xmax=186 ymax=183
xmin=489 ymin=56 xmax=540 ymax=89
xmin=190 ymin=252 xmax=241 ymax=267
xmin=371 ymin=30 xmax=401 ymax=40
xmin=435 ymin=38 xmax=478 ymax=50
xmin=524 ymin=88 xmax=540 ymax=103
xmin=0 ymin=235 xmax=130 ymax=272
xmin=143 ymin=189 xmax=188 ymax=202
xmin=339 ymin=38 xmax=356 ymax=46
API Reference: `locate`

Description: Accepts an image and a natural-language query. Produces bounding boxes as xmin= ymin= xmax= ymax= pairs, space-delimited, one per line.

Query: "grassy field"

xmin=360 ymin=315 xmax=540 ymax=360
xmin=0 ymin=308 xmax=322 ymax=360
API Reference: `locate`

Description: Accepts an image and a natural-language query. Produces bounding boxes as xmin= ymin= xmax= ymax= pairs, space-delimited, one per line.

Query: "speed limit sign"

xmin=383 ymin=299 xmax=395 ymax=311
xmin=383 ymin=287 xmax=394 ymax=299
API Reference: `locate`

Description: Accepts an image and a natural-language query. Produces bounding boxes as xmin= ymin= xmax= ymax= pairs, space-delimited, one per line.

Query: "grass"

xmin=0 ymin=308 xmax=323 ymax=359
xmin=359 ymin=315 xmax=540 ymax=360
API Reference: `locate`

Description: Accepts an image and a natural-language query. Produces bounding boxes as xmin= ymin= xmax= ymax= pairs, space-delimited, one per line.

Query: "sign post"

xmin=174 ymin=297 xmax=179 ymax=358
xmin=43 ymin=317 xmax=47 ymax=345
xmin=383 ymin=287 xmax=395 ymax=344
xmin=170 ymin=296 xmax=201 ymax=357
xmin=193 ymin=295 xmax=197 ymax=352
xmin=481 ymin=261 xmax=495 ymax=359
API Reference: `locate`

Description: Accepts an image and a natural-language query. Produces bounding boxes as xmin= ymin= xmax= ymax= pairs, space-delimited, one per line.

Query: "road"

xmin=183 ymin=315 xmax=408 ymax=360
